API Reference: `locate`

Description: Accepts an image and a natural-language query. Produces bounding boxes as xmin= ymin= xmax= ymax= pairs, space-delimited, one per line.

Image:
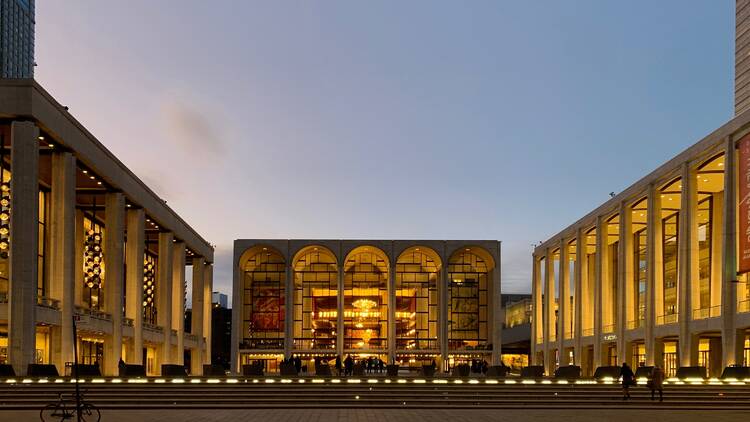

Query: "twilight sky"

xmin=35 ymin=1 xmax=734 ymax=303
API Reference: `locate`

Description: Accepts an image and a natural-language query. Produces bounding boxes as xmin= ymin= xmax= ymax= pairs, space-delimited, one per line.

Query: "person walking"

xmin=344 ymin=354 xmax=353 ymax=376
xmin=619 ymin=362 xmax=635 ymax=400
xmin=335 ymin=355 xmax=342 ymax=377
xmin=650 ymin=366 xmax=665 ymax=402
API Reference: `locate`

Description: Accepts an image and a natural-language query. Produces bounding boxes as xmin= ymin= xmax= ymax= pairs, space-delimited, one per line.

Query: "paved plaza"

xmin=4 ymin=409 xmax=748 ymax=422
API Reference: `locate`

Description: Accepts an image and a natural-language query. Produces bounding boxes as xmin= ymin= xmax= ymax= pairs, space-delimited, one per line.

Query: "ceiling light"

xmin=47 ymin=144 xmax=54 ymax=148
xmin=82 ymin=170 xmax=88 ymax=174
xmin=38 ymin=136 xmax=44 ymax=140
xmin=97 ymin=182 xmax=102 ymax=185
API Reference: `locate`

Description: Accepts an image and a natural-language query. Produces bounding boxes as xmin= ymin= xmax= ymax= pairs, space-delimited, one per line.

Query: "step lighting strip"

xmin=0 ymin=377 xmax=747 ymax=385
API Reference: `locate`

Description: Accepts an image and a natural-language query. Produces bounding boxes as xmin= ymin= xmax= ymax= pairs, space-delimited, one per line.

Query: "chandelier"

xmin=353 ymin=298 xmax=376 ymax=310
xmin=84 ymin=228 xmax=103 ymax=289
xmin=0 ymin=180 xmax=9 ymax=259
xmin=142 ymin=254 xmax=156 ymax=308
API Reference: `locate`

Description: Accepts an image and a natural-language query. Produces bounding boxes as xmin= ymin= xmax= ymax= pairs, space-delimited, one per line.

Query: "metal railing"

xmin=739 ymin=299 xmax=750 ymax=313
xmin=143 ymin=323 xmax=163 ymax=333
xmin=626 ymin=319 xmax=644 ymax=330
xmin=74 ymin=306 xmax=112 ymax=321
xmin=656 ymin=313 xmax=678 ymax=326
xmin=36 ymin=296 xmax=60 ymax=310
xmin=395 ymin=339 xmax=440 ymax=350
xmin=123 ymin=318 xmax=134 ymax=327
xmin=242 ymin=339 xmax=284 ymax=349
xmin=692 ymin=305 xmax=721 ymax=320
xmin=602 ymin=324 xmax=615 ymax=334
xmin=185 ymin=333 xmax=199 ymax=343
xmin=582 ymin=328 xmax=594 ymax=337
xmin=0 ymin=292 xmax=7 ymax=303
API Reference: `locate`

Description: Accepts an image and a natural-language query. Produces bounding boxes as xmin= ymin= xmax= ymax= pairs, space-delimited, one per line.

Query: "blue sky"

xmin=35 ymin=1 xmax=734 ymax=301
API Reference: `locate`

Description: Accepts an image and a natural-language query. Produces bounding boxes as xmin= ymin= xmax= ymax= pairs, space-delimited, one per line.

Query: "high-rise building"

xmin=0 ymin=0 xmax=34 ymax=79
xmin=212 ymin=291 xmax=228 ymax=309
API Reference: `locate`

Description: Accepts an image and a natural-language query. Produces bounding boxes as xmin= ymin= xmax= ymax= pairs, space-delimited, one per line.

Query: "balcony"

xmin=582 ymin=328 xmax=594 ymax=337
xmin=243 ymin=339 xmax=285 ymax=350
xmin=656 ymin=313 xmax=678 ymax=325
xmin=143 ymin=322 xmax=163 ymax=334
xmin=395 ymin=338 xmax=440 ymax=350
xmin=739 ymin=299 xmax=750 ymax=313
xmin=36 ymin=296 xmax=60 ymax=310
xmin=627 ymin=319 xmax=644 ymax=330
xmin=692 ymin=305 xmax=721 ymax=320
xmin=602 ymin=324 xmax=615 ymax=334
xmin=0 ymin=292 xmax=6 ymax=303
xmin=74 ymin=306 xmax=111 ymax=322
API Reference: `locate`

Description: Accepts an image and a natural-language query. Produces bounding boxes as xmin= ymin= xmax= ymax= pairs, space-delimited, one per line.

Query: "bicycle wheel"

xmin=39 ymin=403 xmax=62 ymax=422
xmin=80 ymin=403 xmax=101 ymax=422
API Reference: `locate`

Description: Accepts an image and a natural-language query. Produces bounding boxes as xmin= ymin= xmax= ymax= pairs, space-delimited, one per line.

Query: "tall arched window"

xmin=241 ymin=247 xmax=285 ymax=349
xmin=395 ymin=247 xmax=440 ymax=350
xmin=293 ymin=247 xmax=337 ymax=351
xmin=447 ymin=248 xmax=494 ymax=350
xmin=344 ymin=247 xmax=388 ymax=350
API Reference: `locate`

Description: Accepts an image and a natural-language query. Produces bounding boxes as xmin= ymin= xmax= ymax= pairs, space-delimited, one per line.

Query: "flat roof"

xmin=533 ymin=107 xmax=750 ymax=256
xmin=0 ymin=79 xmax=213 ymax=262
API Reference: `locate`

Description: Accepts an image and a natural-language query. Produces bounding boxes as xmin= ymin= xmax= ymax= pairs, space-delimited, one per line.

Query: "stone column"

xmin=337 ymin=263 xmax=344 ymax=360
xmin=492 ymin=241 xmax=502 ymax=365
xmin=103 ymin=192 xmax=125 ymax=376
xmin=8 ymin=121 xmax=39 ymax=376
xmin=440 ymin=253 xmax=449 ymax=369
xmin=203 ymin=263 xmax=213 ymax=365
xmin=557 ymin=239 xmax=569 ymax=365
xmin=531 ymin=254 xmax=540 ymax=365
xmin=49 ymin=152 xmax=76 ymax=372
xmin=387 ymin=256 xmax=396 ymax=364
xmin=646 ymin=183 xmax=662 ymax=366
xmin=190 ymin=257 xmax=205 ymax=375
xmin=284 ymin=257 xmax=293 ymax=358
xmin=157 ymin=231 xmax=174 ymax=367
xmin=617 ymin=201 xmax=632 ymax=366
xmin=721 ymin=135 xmax=741 ymax=368
xmin=172 ymin=242 xmax=186 ymax=365
xmin=594 ymin=216 xmax=608 ymax=368
xmin=574 ymin=227 xmax=585 ymax=367
xmin=125 ymin=209 xmax=145 ymax=364
xmin=678 ymin=163 xmax=697 ymax=367
xmin=543 ymin=248 xmax=555 ymax=373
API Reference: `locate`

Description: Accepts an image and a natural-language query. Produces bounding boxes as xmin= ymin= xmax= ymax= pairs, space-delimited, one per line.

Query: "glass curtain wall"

xmin=293 ymin=247 xmax=337 ymax=351
xmin=660 ymin=179 xmax=681 ymax=324
xmin=242 ymin=248 xmax=285 ymax=349
xmin=82 ymin=214 xmax=105 ymax=310
xmin=696 ymin=154 xmax=724 ymax=317
xmin=447 ymin=249 xmax=491 ymax=350
xmin=395 ymin=247 xmax=440 ymax=350
xmin=343 ymin=247 xmax=388 ymax=350
xmin=631 ymin=198 xmax=647 ymax=329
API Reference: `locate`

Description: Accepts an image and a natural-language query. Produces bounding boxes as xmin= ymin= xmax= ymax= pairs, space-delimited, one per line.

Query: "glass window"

xmin=82 ymin=214 xmax=105 ymax=310
xmin=662 ymin=213 xmax=679 ymax=319
xmin=448 ymin=250 xmax=491 ymax=350
xmin=344 ymin=247 xmax=388 ymax=350
xmin=293 ymin=248 xmax=337 ymax=351
xmin=242 ymin=249 xmax=285 ymax=349
xmin=395 ymin=248 xmax=439 ymax=350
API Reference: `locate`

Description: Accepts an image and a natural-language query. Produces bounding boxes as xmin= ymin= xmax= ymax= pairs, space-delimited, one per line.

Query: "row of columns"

xmin=532 ymin=134 xmax=743 ymax=373
xmin=6 ymin=121 xmax=212 ymax=376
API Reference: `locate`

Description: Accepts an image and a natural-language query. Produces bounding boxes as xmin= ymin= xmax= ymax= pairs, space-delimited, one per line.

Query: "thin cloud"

xmin=161 ymin=100 xmax=226 ymax=159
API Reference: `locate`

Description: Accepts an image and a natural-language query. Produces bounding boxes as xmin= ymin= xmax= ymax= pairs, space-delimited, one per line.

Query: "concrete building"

xmin=532 ymin=0 xmax=750 ymax=379
xmin=0 ymin=79 xmax=214 ymax=376
xmin=231 ymin=239 xmax=501 ymax=374
xmin=0 ymin=0 xmax=34 ymax=79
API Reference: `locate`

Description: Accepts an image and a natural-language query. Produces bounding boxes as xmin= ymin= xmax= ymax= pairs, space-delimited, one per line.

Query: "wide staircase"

xmin=1 ymin=377 xmax=750 ymax=410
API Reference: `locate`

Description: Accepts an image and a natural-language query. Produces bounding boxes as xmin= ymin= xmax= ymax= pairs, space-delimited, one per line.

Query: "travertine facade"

xmin=0 ymin=80 xmax=214 ymax=376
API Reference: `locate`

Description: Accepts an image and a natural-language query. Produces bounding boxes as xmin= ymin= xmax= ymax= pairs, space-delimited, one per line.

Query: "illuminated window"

xmin=344 ymin=247 xmax=388 ymax=350
xmin=242 ymin=248 xmax=285 ymax=349
xmin=395 ymin=247 xmax=440 ymax=350
xmin=293 ymin=247 xmax=337 ymax=351
xmin=447 ymin=248 xmax=493 ymax=350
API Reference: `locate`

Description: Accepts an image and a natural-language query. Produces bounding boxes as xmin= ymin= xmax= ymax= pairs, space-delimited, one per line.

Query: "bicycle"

xmin=40 ymin=390 xmax=100 ymax=422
